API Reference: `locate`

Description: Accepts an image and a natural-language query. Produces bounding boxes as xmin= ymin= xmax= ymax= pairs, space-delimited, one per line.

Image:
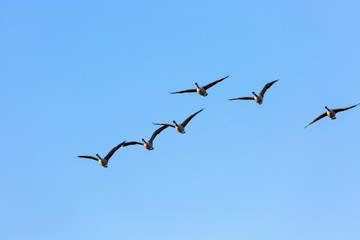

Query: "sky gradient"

xmin=1 ymin=0 xmax=360 ymax=239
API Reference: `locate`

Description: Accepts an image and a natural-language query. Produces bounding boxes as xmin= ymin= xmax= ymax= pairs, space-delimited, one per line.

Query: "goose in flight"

xmin=229 ymin=79 xmax=278 ymax=105
xmin=78 ymin=141 xmax=126 ymax=168
xmin=305 ymin=103 xmax=359 ymax=128
xmin=153 ymin=109 xmax=203 ymax=134
xmin=171 ymin=76 xmax=229 ymax=97
xmin=123 ymin=125 xmax=168 ymax=150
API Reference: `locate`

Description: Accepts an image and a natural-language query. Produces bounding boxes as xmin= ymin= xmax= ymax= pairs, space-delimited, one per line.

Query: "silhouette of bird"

xmin=229 ymin=80 xmax=278 ymax=105
xmin=78 ymin=141 xmax=126 ymax=168
xmin=153 ymin=109 xmax=203 ymax=134
xmin=171 ymin=76 xmax=229 ymax=97
xmin=124 ymin=125 xmax=168 ymax=150
xmin=305 ymin=104 xmax=359 ymax=128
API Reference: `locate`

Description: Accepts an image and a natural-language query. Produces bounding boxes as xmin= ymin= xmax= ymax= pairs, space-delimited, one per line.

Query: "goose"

xmin=171 ymin=76 xmax=229 ymax=97
xmin=123 ymin=125 xmax=168 ymax=150
xmin=78 ymin=141 xmax=126 ymax=168
xmin=229 ymin=79 xmax=278 ymax=105
xmin=153 ymin=109 xmax=203 ymax=134
xmin=305 ymin=103 xmax=359 ymax=128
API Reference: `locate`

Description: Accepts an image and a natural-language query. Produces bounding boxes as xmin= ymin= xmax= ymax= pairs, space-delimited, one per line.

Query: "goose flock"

xmin=78 ymin=76 xmax=359 ymax=168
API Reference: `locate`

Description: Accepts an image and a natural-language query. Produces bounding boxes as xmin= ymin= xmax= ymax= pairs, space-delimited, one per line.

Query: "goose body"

xmin=229 ymin=79 xmax=278 ymax=105
xmin=78 ymin=141 xmax=126 ymax=168
xmin=171 ymin=76 xmax=228 ymax=97
xmin=175 ymin=124 xmax=185 ymax=133
xmin=153 ymin=109 xmax=203 ymax=134
xmin=254 ymin=94 xmax=263 ymax=105
xmin=124 ymin=125 xmax=168 ymax=150
xmin=326 ymin=108 xmax=336 ymax=119
xmin=305 ymin=104 xmax=359 ymax=128
xmin=196 ymin=85 xmax=207 ymax=96
xmin=144 ymin=141 xmax=153 ymax=150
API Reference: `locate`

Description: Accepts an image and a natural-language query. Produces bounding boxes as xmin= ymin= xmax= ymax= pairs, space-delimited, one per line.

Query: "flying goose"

xmin=171 ymin=76 xmax=229 ymax=97
xmin=153 ymin=109 xmax=204 ymax=134
xmin=305 ymin=103 xmax=359 ymax=128
xmin=123 ymin=125 xmax=168 ymax=150
xmin=78 ymin=141 xmax=126 ymax=168
xmin=229 ymin=79 xmax=278 ymax=105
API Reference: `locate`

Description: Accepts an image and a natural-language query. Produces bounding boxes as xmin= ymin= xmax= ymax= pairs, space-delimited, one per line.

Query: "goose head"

xmin=142 ymin=138 xmax=147 ymax=143
xmin=252 ymin=91 xmax=257 ymax=97
xmin=325 ymin=106 xmax=330 ymax=111
xmin=195 ymin=83 xmax=200 ymax=89
xmin=173 ymin=120 xmax=178 ymax=126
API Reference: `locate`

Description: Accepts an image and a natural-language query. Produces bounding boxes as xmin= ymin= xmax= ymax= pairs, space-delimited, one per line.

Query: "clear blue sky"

xmin=1 ymin=0 xmax=360 ymax=239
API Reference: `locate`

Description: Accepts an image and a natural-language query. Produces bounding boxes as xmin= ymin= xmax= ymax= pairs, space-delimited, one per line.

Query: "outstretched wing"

xmin=305 ymin=112 xmax=327 ymax=128
xmin=171 ymin=88 xmax=197 ymax=94
xmin=333 ymin=103 xmax=359 ymax=113
xmin=229 ymin=96 xmax=254 ymax=101
xmin=78 ymin=155 xmax=99 ymax=161
xmin=181 ymin=109 xmax=203 ymax=127
xmin=149 ymin=125 xmax=168 ymax=143
xmin=104 ymin=141 xmax=126 ymax=160
xmin=152 ymin=122 xmax=176 ymax=128
xmin=202 ymin=76 xmax=229 ymax=90
xmin=259 ymin=79 xmax=278 ymax=97
xmin=123 ymin=141 xmax=143 ymax=147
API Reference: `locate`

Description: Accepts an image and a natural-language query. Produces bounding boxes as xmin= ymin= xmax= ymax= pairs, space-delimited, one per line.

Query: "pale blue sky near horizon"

xmin=1 ymin=0 xmax=360 ymax=239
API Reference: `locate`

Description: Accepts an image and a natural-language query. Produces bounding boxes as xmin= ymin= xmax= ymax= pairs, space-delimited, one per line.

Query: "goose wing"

xmin=152 ymin=122 xmax=176 ymax=128
xmin=149 ymin=125 xmax=168 ymax=143
xmin=305 ymin=112 xmax=327 ymax=128
xmin=333 ymin=103 xmax=359 ymax=113
xmin=123 ymin=141 xmax=143 ymax=146
xmin=229 ymin=96 xmax=254 ymax=101
xmin=171 ymin=88 xmax=197 ymax=94
xmin=202 ymin=76 xmax=229 ymax=90
xmin=259 ymin=79 xmax=278 ymax=97
xmin=181 ymin=109 xmax=203 ymax=127
xmin=78 ymin=155 xmax=99 ymax=161
xmin=104 ymin=141 xmax=126 ymax=160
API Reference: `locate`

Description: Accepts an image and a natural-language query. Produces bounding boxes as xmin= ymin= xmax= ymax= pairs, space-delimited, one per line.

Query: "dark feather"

xmin=202 ymin=76 xmax=229 ymax=90
xmin=181 ymin=109 xmax=203 ymax=127
xmin=149 ymin=125 xmax=168 ymax=143
xmin=333 ymin=104 xmax=359 ymax=113
xmin=171 ymin=88 xmax=197 ymax=94
xmin=259 ymin=79 xmax=278 ymax=97
xmin=229 ymin=96 xmax=254 ymax=101
xmin=123 ymin=141 xmax=143 ymax=146
xmin=104 ymin=141 xmax=126 ymax=160
xmin=305 ymin=112 xmax=327 ymax=128
xmin=78 ymin=155 xmax=99 ymax=161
